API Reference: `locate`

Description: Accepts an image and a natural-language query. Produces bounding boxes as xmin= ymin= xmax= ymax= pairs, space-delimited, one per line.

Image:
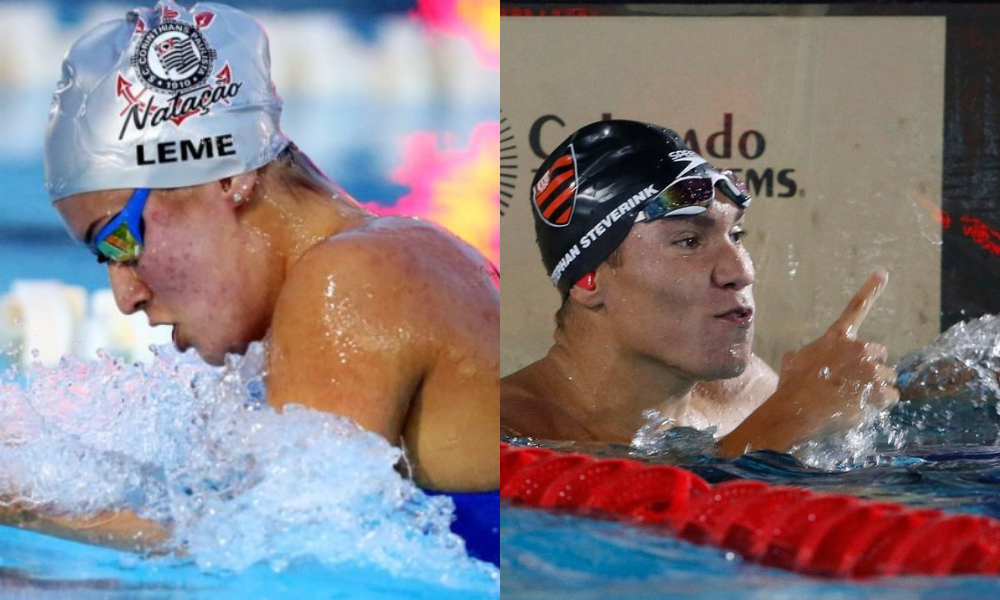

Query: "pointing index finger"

xmin=829 ymin=269 xmax=888 ymax=340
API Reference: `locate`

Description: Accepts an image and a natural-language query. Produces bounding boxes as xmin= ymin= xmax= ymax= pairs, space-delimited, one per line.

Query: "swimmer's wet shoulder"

xmin=500 ymin=359 xmax=594 ymax=441
xmin=268 ymin=216 xmax=499 ymax=492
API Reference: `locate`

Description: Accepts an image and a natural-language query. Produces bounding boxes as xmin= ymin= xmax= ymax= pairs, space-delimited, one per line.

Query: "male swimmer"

xmin=21 ymin=2 xmax=497 ymax=564
xmin=500 ymin=120 xmax=899 ymax=456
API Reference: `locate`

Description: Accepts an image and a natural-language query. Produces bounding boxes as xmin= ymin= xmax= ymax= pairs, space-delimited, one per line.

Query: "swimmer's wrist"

xmin=718 ymin=390 xmax=809 ymax=458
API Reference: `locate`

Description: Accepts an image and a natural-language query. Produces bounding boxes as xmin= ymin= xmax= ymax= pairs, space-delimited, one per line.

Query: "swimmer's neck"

xmin=538 ymin=326 xmax=702 ymax=443
xmin=241 ymin=169 xmax=373 ymax=270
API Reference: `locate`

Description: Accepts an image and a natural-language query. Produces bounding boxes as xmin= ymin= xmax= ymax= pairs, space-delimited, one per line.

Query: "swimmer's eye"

xmin=731 ymin=229 xmax=747 ymax=244
xmin=676 ymin=236 xmax=700 ymax=250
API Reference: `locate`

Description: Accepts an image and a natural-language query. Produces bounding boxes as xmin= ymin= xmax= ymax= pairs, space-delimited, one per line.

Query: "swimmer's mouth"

xmin=151 ymin=321 xmax=189 ymax=351
xmin=715 ymin=306 xmax=754 ymax=325
xmin=171 ymin=326 xmax=189 ymax=352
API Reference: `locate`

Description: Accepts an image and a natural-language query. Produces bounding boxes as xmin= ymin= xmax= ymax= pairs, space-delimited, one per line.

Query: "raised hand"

xmin=720 ymin=270 xmax=900 ymax=455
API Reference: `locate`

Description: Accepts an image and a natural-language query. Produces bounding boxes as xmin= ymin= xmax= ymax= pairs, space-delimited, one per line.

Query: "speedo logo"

xmin=669 ymin=150 xmax=699 ymax=160
xmin=550 ymin=184 xmax=659 ymax=285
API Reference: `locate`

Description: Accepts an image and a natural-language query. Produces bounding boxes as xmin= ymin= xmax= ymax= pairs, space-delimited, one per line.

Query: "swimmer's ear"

xmin=218 ymin=171 xmax=259 ymax=208
xmin=568 ymin=272 xmax=604 ymax=308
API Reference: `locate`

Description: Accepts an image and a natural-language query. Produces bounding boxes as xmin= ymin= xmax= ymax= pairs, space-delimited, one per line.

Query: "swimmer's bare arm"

xmin=267 ymin=239 xmax=422 ymax=447
xmin=719 ymin=271 xmax=900 ymax=457
xmin=267 ymin=232 xmax=506 ymax=493
xmin=267 ymin=235 xmax=498 ymax=492
xmin=0 ymin=504 xmax=169 ymax=552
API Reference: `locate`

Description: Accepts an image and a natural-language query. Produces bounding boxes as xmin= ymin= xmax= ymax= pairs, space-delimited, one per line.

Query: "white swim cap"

xmin=45 ymin=1 xmax=289 ymax=201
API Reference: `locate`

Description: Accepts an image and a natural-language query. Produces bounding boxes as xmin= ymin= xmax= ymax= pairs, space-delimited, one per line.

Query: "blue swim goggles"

xmin=635 ymin=166 xmax=752 ymax=223
xmin=89 ymin=188 xmax=151 ymax=264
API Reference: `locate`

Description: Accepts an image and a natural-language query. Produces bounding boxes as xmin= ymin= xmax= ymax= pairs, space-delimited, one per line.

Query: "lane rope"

xmin=500 ymin=443 xmax=1000 ymax=577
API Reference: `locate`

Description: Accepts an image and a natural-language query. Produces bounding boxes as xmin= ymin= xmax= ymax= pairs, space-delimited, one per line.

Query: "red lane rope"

xmin=500 ymin=443 xmax=1000 ymax=577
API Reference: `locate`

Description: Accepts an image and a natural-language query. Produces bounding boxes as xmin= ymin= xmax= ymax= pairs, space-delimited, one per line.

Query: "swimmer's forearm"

xmin=717 ymin=389 xmax=804 ymax=458
xmin=0 ymin=504 xmax=170 ymax=553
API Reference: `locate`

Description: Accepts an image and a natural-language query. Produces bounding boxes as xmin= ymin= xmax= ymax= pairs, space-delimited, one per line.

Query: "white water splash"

xmin=0 ymin=343 xmax=497 ymax=589
xmin=792 ymin=404 xmax=901 ymax=471
xmin=795 ymin=315 xmax=1000 ymax=469
xmin=631 ymin=409 xmax=718 ymax=459
xmin=896 ymin=313 xmax=1000 ymax=401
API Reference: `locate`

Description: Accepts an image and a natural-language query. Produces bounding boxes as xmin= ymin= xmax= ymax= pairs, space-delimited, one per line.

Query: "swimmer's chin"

xmin=189 ymin=341 xmax=252 ymax=366
xmin=703 ymin=356 xmax=751 ymax=381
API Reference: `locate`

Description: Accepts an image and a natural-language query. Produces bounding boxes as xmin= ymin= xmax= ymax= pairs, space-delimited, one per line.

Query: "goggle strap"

xmin=718 ymin=177 xmax=752 ymax=207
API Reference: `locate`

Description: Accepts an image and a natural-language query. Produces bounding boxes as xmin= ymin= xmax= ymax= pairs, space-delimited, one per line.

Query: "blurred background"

xmin=0 ymin=0 xmax=498 ymax=365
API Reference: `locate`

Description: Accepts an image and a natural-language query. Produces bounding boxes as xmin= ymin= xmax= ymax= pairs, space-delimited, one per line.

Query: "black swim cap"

xmin=531 ymin=120 xmax=737 ymax=295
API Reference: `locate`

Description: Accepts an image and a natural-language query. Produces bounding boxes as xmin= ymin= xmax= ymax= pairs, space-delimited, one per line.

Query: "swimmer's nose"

xmin=107 ymin=263 xmax=152 ymax=315
xmin=713 ymin=242 xmax=755 ymax=290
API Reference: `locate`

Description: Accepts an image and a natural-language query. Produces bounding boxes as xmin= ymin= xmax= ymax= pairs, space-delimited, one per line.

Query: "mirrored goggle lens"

xmin=95 ymin=221 xmax=143 ymax=263
xmin=638 ymin=178 xmax=715 ymax=222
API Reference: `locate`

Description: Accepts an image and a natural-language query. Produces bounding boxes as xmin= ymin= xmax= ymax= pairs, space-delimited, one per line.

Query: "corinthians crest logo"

xmin=117 ymin=9 xmax=242 ymax=140
xmin=131 ymin=19 xmax=215 ymax=95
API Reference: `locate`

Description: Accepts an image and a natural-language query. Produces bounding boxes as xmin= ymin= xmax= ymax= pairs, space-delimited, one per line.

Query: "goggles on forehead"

xmin=90 ymin=188 xmax=150 ymax=264
xmin=635 ymin=167 xmax=751 ymax=224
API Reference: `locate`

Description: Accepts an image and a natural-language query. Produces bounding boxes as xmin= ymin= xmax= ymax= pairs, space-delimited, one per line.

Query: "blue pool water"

xmin=0 ymin=525 xmax=486 ymax=600
xmin=501 ymin=444 xmax=1000 ymax=600
xmin=502 ymin=499 xmax=1000 ymax=600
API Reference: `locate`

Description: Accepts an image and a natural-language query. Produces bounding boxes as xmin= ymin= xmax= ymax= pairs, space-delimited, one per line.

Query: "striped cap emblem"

xmin=532 ymin=144 xmax=578 ymax=227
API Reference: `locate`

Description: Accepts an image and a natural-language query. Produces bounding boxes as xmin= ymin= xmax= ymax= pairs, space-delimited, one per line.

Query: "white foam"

xmin=0 ymin=342 xmax=497 ymax=589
